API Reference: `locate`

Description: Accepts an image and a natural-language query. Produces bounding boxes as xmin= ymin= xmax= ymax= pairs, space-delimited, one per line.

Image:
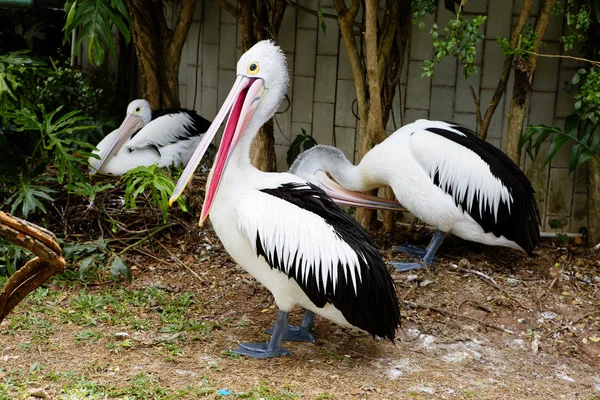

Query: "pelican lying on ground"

xmin=169 ymin=40 xmax=400 ymax=358
xmin=289 ymin=120 xmax=541 ymax=272
xmin=89 ymin=100 xmax=211 ymax=175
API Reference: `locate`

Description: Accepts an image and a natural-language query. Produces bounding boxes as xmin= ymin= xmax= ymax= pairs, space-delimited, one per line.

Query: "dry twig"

xmin=404 ymin=300 xmax=514 ymax=334
xmin=156 ymin=241 xmax=203 ymax=283
xmin=450 ymin=263 xmax=532 ymax=311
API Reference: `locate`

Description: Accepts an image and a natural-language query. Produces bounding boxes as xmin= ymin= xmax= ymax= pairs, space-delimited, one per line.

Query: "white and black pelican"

xmin=169 ymin=40 xmax=400 ymax=358
xmin=89 ymin=99 xmax=211 ymax=175
xmin=289 ymin=120 xmax=541 ymax=272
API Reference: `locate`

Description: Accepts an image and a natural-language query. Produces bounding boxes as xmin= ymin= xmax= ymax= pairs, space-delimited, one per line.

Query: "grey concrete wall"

xmin=173 ymin=0 xmax=586 ymax=234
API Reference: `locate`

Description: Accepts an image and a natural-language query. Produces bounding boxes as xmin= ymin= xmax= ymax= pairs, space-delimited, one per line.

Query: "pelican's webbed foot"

xmin=266 ymin=310 xmax=315 ymax=342
xmin=233 ymin=342 xmax=292 ymax=358
xmin=393 ymin=244 xmax=428 ymax=258
xmin=234 ymin=310 xmax=292 ymax=358
xmin=390 ymin=230 xmax=447 ymax=272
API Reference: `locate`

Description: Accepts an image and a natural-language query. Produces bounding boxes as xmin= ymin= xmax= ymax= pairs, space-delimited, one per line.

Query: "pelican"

xmin=89 ymin=100 xmax=211 ymax=175
xmin=289 ymin=121 xmax=541 ymax=272
xmin=169 ymin=40 xmax=401 ymax=358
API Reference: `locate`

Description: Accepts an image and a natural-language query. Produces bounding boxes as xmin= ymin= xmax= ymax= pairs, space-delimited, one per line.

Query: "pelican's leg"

xmin=233 ymin=310 xmax=292 ymax=358
xmin=393 ymin=243 xmax=428 ymax=258
xmin=266 ymin=309 xmax=315 ymax=342
xmin=390 ymin=230 xmax=447 ymax=272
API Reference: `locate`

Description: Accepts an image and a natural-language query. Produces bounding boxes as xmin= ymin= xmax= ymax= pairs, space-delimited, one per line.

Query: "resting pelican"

xmin=169 ymin=40 xmax=401 ymax=358
xmin=89 ymin=99 xmax=211 ymax=175
xmin=289 ymin=121 xmax=541 ymax=272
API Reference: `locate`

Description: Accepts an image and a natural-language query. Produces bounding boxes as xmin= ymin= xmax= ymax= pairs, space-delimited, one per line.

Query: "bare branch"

xmin=404 ymin=300 xmax=515 ymax=334
xmin=469 ymin=85 xmax=483 ymax=135
xmin=286 ymin=0 xmax=337 ymax=20
xmin=217 ymin=0 xmax=241 ymax=19
xmin=479 ymin=0 xmax=533 ymax=139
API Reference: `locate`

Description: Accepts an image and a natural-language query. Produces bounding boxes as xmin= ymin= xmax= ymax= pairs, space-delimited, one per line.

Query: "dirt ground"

xmin=1 ymin=216 xmax=600 ymax=399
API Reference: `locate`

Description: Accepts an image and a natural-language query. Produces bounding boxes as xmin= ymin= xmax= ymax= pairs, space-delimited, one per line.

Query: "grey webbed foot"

xmin=232 ymin=342 xmax=291 ymax=358
xmin=266 ymin=309 xmax=315 ymax=342
xmin=390 ymin=261 xmax=428 ymax=272
xmin=393 ymin=244 xmax=427 ymax=258
xmin=390 ymin=230 xmax=447 ymax=272
xmin=235 ymin=309 xmax=292 ymax=358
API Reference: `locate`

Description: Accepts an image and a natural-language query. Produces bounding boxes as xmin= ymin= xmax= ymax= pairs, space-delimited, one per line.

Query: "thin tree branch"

xmin=286 ymin=0 xmax=337 ymax=20
xmin=479 ymin=0 xmax=534 ymax=140
xmin=469 ymin=85 xmax=483 ymax=134
xmin=172 ymin=0 xmax=198 ymax=51
xmin=524 ymin=51 xmax=600 ymax=67
xmin=216 ymin=0 xmax=241 ymax=19
xmin=403 ymin=300 xmax=515 ymax=334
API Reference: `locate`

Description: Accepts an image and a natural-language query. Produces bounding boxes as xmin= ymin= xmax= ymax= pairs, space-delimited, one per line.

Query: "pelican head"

xmin=291 ymin=145 xmax=405 ymax=212
xmin=90 ymin=99 xmax=152 ymax=175
xmin=169 ymin=40 xmax=290 ymax=223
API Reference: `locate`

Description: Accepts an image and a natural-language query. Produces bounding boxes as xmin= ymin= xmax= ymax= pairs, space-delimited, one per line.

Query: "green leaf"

xmin=317 ymin=7 xmax=327 ymax=35
xmin=109 ymin=255 xmax=131 ymax=282
xmin=63 ymin=0 xmax=131 ymax=67
xmin=78 ymin=255 xmax=97 ymax=279
xmin=564 ymin=114 xmax=579 ymax=137
xmin=545 ymin=134 xmax=572 ymax=165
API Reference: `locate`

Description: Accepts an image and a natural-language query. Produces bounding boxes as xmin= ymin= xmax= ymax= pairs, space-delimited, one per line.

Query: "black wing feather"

xmin=258 ymin=182 xmax=400 ymax=341
xmin=425 ymin=125 xmax=541 ymax=254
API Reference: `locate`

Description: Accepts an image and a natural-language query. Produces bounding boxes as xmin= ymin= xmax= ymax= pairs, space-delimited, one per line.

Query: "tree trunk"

xmin=127 ymin=0 xmax=197 ymax=109
xmin=218 ymin=0 xmax=287 ymax=172
xmin=478 ymin=0 xmax=533 ymax=140
xmin=588 ymin=157 xmax=600 ymax=244
xmin=336 ymin=0 xmax=408 ymax=231
xmin=504 ymin=0 xmax=558 ymax=164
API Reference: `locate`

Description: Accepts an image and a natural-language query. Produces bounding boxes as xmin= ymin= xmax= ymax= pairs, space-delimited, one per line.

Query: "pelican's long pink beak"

xmin=312 ymin=171 xmax=406 ymax=212
xmin=169 ymin=75 xmax=266 ymax=225
xmin=90 ymin=114 xmax=144 ymax=175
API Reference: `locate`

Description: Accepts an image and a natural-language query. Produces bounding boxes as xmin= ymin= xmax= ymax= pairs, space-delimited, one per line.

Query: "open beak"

xmin=169 ymin=75 xmax=266 ymax=225
xmin=312 ymin=171 xmax=406 ymax=212
xmin=90 ymin=113 xmax=144 ymax=175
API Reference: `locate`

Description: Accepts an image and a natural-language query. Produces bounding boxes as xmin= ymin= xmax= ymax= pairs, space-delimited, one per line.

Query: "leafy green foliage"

xmin=411 ymin=0 xmax=436 ymax=29
xmin=6 ymin=106 xmax=97 ymax=185
xmin=286 ymin=128 xmax=318 ymax=167
xmin=0 ymin=50 xmax=45 ymax=111
xmin=553 ymin=0 xmax=595 ymax=51
xmin=2 ymin=175 xmax=56 ymax=217
xmin=570 ymin=68 xmax=600 ymax=123
xmin=497 ymin=24 xmax=538 ymax=59
xmin=67 ymin=181 xmax=114 ymax=204
xmin=0 ymin=50 xmax=120 ymax=217
xmin=120 ymin=165 xmax=188 ymax=223
xmin=63 ymin=0 xmax=131 ymax=67
xmin=522 ymin=65 xmax=600 ymax=172
xmin=0 ymin=239 xmax=31 ymax=277
xmin=63 ymin=237 xmax=131 ymax=281
xmin=421 ymin=14 xmax=487 ymax=78
xmin=521 ymin=116 xmax=600 ymax=172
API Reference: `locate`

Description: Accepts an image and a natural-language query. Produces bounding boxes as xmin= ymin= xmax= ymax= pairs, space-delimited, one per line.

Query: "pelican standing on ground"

xmin=290 ymin=120 xmax=541 ymax=272
xmin=89 ymin=100 xmax=211 ymax=175
xmin=169 ymin=40 xmax=400 ymax=358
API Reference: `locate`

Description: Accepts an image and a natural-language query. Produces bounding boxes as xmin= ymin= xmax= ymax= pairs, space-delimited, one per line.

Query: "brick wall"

xmin=172 ymin=0 xmax=587 ymax=234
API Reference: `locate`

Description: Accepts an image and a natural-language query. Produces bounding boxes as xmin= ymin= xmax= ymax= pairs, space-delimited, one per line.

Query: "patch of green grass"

xmin=237 ymin=380 xmax=301 ymax=399
xmin=316 ymin=394 xmax=334 ymax=399
xmin=74 ymin=329 xmax=103 ymax=344
xmin=110 ymin=372 xmax=169 ymax=399
xmin=220 ymin=350 xmax=241 ymax=360
xmin=163 ymin=343 xmax=183 ymax=362
xmin=106 ymin=338 xmax=133 ymax=354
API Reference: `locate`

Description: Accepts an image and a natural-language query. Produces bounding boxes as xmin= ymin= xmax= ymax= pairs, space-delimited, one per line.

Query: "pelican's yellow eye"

xmin=135 ymin=107 xmax=141 ymax=113
xmin=247 ymin=62 xmax=259 ymax=75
